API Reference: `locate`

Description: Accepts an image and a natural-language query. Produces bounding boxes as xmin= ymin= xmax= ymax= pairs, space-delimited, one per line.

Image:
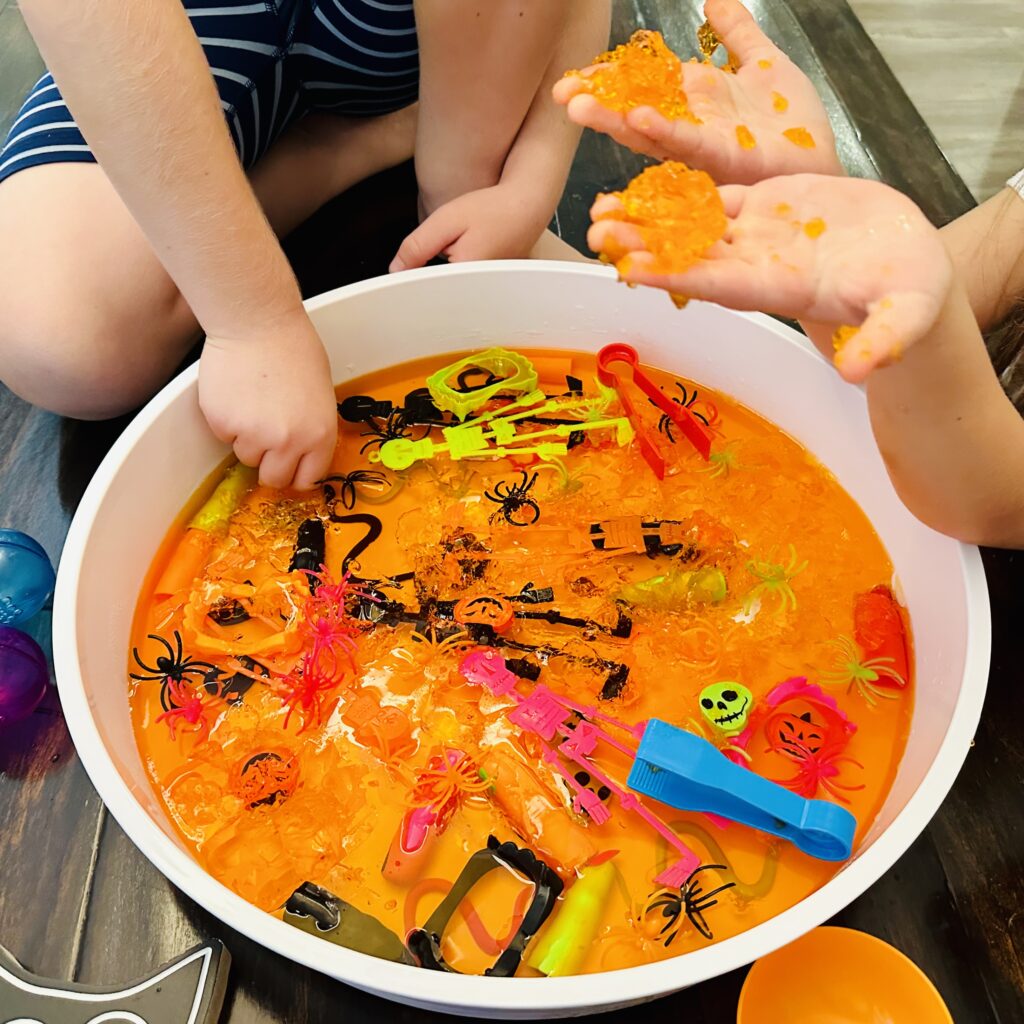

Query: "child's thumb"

xmin=390 ymin=206 xmax=465 ymax=272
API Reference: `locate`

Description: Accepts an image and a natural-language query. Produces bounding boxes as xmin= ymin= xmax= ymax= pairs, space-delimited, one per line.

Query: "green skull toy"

xmin=699 ymin=682 xmax=753 ymax=733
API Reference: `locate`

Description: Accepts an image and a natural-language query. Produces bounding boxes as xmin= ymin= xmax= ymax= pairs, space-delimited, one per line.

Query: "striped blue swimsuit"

xmin=0 ymin=0 xmax=418 ymax=185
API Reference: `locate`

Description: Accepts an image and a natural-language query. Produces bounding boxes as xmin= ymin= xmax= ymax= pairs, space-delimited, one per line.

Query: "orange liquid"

xmin=128 ymin=350 xmax=912 ymax=976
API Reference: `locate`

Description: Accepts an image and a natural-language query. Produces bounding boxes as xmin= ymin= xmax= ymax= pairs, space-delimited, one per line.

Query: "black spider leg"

xmin=321 ymin=474 xmax=356 ymax=511
xmin=681 ymin=865 xmax=736 ymax=941
xmin=131 ymin=631 xmax=215 ymax=682
xmin=129 ymin=632 xmax=178 ymax=680
xmin=672 ymin=381 xmax=710 ymax=427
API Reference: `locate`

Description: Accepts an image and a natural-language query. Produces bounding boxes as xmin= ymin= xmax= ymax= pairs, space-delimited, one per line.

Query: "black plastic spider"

xmin=649 ymin=381 xmax=710 ymax=443
xmin=358 ymin=409 xmax=429 ymax=454
xmin=320 ymin=469 xmax=390 ymax=511
xmin=484 ymin=470 xmax=540 ymax=527
xmin=130 ymin=631 xmax=218 ymax=710
xmin=643 ymin=864 xmax=736 ymax=944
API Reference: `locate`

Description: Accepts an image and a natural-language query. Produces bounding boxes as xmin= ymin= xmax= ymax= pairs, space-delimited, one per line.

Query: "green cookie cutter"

xmin=426 ymin=348 xmax=539 ymax=420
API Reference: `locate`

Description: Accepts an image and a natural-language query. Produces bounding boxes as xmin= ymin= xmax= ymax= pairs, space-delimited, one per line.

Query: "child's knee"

xmin=0 ymin=305 xmax=170 ymax=420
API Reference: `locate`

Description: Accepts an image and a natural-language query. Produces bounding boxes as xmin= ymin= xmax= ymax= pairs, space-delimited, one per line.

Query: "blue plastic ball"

xmin=0 ymin=529 xmax=55 ymax=625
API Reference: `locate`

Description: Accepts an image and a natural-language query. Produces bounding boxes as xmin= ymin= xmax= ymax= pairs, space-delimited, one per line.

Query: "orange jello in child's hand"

xmin=593 ymin=161 xmax=726 ymax=275
xmin=566 ymin=29 xmax=697 ymax=122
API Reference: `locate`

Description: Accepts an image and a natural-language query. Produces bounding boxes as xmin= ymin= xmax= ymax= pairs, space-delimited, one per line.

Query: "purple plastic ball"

xmin=0 ymin=626 xmax=48 ymax=725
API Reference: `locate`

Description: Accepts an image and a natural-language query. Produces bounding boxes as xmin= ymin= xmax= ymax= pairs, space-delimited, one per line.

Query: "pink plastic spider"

xmin=156 ymin=678 xmax=220 ymax=742
xmin=299 ymin=569 xmax=367 ymax=672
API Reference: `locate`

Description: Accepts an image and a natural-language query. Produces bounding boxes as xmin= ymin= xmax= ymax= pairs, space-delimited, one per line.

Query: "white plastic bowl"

xmin=53 ymin=262 xmax=991 ymax=1018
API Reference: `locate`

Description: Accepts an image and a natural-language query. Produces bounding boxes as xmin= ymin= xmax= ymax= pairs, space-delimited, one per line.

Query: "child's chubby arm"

xmin=20 ymin=0 xmax=337 ymax=490
xmin=392 ymin=0 xmax=610 ymax=270
xmin=589 ymin=175 xmax=1024 ymax=547
xmin=554 ymin=0 xmax=843 ymax=185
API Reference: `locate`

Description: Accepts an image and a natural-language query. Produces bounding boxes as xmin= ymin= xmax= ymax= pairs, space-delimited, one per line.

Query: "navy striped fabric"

xmin=0 ymin=0 xmax=418 ymax=184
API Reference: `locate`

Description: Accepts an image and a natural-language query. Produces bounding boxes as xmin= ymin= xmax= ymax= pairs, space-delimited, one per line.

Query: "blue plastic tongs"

xmin=626 ymin=719 xmax=857 ymax=862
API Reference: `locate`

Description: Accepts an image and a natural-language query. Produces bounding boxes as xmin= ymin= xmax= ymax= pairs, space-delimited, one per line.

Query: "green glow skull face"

xmin=699 ymin=682 xmax=753 ymax=732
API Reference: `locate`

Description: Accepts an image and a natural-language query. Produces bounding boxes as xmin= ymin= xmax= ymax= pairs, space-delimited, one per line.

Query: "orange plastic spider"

xmin=409 ymin=751 xmax=489 ymax=829
xmin=393 ymin=626 xmax=476 ymax=669
xmin=763 ymin=710 xmax=865 ymax=804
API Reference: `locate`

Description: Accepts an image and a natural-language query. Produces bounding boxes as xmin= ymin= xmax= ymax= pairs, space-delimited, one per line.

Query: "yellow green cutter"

xmin=426 ymin=348 xmax=539 ymax=420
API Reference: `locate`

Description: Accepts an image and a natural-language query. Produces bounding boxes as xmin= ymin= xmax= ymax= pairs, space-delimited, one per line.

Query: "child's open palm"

xmin=554 ymin=0 xmax=842 ymax=184
xmin=588 ymin=174 xmax=952 ymax=382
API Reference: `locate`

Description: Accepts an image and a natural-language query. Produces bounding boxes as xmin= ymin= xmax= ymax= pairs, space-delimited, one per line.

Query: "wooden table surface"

xmin=0 ymin=2 xmax=1020 ymax=1021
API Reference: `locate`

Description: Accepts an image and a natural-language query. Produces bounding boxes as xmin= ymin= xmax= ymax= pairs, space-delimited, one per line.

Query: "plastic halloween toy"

xmin=284 ymin=881 xmax=411 ymax=963
xmin=461 ymin=649 xmax=703 ymax=887
xmin=0 ymin=626 xmax=48 ymax=724
xmin=597 ymin=343 xmax=712 ymax=465
xmin=0 ymin=939 xmax=230 ymax=1024
xmin=0 ymin=529 xmax=55 ymax=625
xmin=525 ymin=858 xmax=617 ymax=975
xmin=406 ymin=836 xmax=563 ymax=976
xmin=699 ymin=682 xmax=753 ymax=733
xmin=373 ymin=389 xmax=633 ymax=471
xmin=426 ymin=348 xmax=539 ymax=420
xmin=627 ymin=720 xmax=857 ymax=861
xmin=154 ymin=464 xmax=255 ymax=599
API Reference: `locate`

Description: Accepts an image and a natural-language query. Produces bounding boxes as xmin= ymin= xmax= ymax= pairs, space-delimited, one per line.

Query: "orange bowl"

xmin=737 ymin=926 xmax=953 ymax=1024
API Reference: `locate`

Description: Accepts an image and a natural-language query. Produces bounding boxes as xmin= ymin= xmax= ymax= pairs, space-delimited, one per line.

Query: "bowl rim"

xmin=52 ymin=261 xmax=991 ymax=1015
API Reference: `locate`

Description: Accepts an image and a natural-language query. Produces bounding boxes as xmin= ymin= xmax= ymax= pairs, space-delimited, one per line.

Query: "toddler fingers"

xmin=293 ymin=443 xmax=333 ymax=493
xmin=258 ymin=447 xmax=302 ymax=491
xmin=232 ymin=438 xmax=268 ymax=471
xmin=566 ymin=95 xmax=666 ymax=157
xmin=587 ymin=220 xmax=647 ymax=262
xmin=589 ymin=194 xmax=625 ymax=219
xmin=390 ymin=207 xmax=464 ymax=272
xmin=552 ymin=75 xmax=587 ymax=105
xmin=718 ymin=185 xmax=746 ymax=219
xmin=833 ymin=291 xmax=943 ymax=384
xmin=622 ymin=252 xmax=774 ymax=312
xmin=704 ymin=0 xmax=777 ymax=66
xmin=626 ymin=106 xmax=704 ymax=163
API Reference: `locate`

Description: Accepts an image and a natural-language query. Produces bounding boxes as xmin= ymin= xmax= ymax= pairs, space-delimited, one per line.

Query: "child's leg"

xmin=0 ymin=107 xmax=415 ymax=420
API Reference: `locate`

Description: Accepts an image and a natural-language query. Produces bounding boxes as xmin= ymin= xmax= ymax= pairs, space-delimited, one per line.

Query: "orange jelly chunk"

xmin=783 ymin=126 xmax=816 ymax=148
xmin=566 ymin=30 xmax=697 ymax=121
xmin=803 ymin=217 xmax=827 ymax=239
xmin=736 ymin=124 xmax=757 ymax=149
xmin=594 ymin=161 xmax=726 ymax=275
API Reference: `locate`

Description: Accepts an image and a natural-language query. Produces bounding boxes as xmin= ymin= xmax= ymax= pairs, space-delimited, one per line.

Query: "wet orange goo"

xmin=129 ymin=349 xmax=912 ymax=977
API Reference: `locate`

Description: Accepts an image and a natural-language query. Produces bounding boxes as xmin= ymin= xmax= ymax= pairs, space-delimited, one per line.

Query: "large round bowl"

xmin=53 ymin=262 xmax=991 ymax=1018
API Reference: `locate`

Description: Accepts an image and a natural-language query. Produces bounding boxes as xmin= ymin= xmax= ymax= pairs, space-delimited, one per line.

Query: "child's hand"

xmin=389 ymin=185 xmax=549 ymax=270
xmin=588 ymin=174 xmax=952 ymax=383
xmin=198 ymin=309 xmax=338 ymax=490
xmin=554 ymin=0 xmax=842 ymax=184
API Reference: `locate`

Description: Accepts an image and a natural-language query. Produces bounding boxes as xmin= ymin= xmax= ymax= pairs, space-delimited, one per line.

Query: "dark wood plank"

xmin=0 ymin=399 xmax=112 ymax=980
